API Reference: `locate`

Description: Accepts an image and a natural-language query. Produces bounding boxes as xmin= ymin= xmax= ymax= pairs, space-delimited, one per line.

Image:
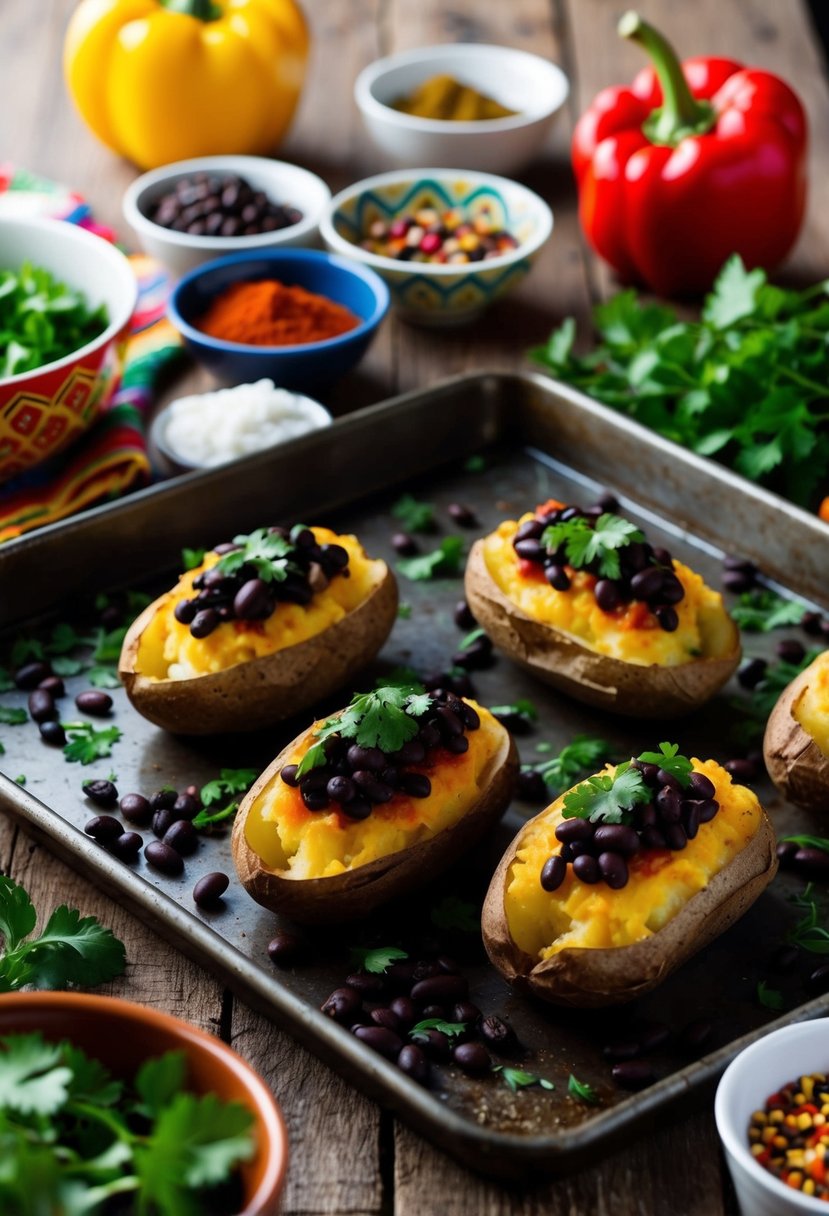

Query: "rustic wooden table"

xmin=3 ymin=0 xmax=829 ymax=1210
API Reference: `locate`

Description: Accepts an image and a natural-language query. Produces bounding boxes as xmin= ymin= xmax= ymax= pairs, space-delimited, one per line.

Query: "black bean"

xmin=664 ymin=822 xmax=687 ymax=851
xmin=641 ymin=826 xmax=668 ymax=850
xmin=190 ymin=608 xmax=219 ymax=638
xmin=683 ymin=803 xmax=701 ymax=840
xmin=630 ymin=568 xmax=665 ymax=600
xmin=572 ymin=854 xmax=600 ymax=884
xmin=395 ymin=739 xmax=426 ymax=765
xmin=632 ymin=803 xmax=657 ymax=830
xmin=776 ymin=840 xmax=799 ymax=867
xmin=722 ymin=569 xmax=755 ymax=593
xmin=688 ymin=772 xmax=716 ymax=800
xmin=189 ymin=871 xmax=228 ymax=909
xmin=347 ymin=745 xmax=385 ymax=772
xmin=341 ymin=797 xmax=372 ymax=821
xmin=163 ymin=820 xmax=198 ymax=856
xmin=326 ymin=775 xmax=355 ymax=804
xmin=321 ymin=986 xmax=361 ymax=1022
xmin=598 ymin=852 xmax=629 ymax=889
xmin=637 ymin=761 xmax=660 ymax=787
xmin=390 ymin=996 xmax=418 ymax=1028
xmin=448 ymin=502 xmax=477 ymax=527
xmin=37 ymin=675 xmax=65 ymax=698
xmin=612 ymin=1060 xmax=656 ymax=1090
xmin=173 ymin=793 xmax=200 ymax=821
xmin=655 ymin=606 xmax=679 ymax=632
xmin=267 ymin=931 xmax=305 ymax=967
xmin=352 ymin=771 xmax=394 ymax=803
xmin=479 ymin=1016 xmax=518 ymax=1055
xmin=28 ymin=689 xmax=56 ymax=723
xmin=453 ymin=1041 xmax=491 ymax=1074
xmin=452 ymin=1001 xmax=481 ymax=1025
xmin=724 ymin=758 xmax=758 ymax=783
xmin=74 ymin=690 xmax=113 ymax=716
xmin=658 ymin=574 xmax=685 ymax=606
xmin=596 ymin=491 xmax=619 ymax=513
xmin=144 ymin=841 xmax=184 ymax=876
xmin=568 ymin=841 xmax=592 ymax=860
xmin=555 ymin=818 xmax=594 ymax=844
xmin=174 ymin=599 xmax=197 ymax=625
xmin=776 ymin=638 xmax=806 ymax=664
xmin=656 ymin=768 xmax=681 ymax=791
xmin=84 ymin=815 xmax=124 ymax=843
xmin=515 ymin=518 xmax=545 ymax=542
xmin=594 ymin=579 xmax=622 ymax=613
xmin=418 ymin=1029 xmax=450 ymax=1061
xmin=83 ymin=779 xmax=119 ymax=808
xmin=738 ymin=657 xmax=768 ymax=689
xmin=233 ymin=578 xmax=271 ymax=619
xmin=354 ymin=1026 xmax=404 ymax=1060
xmin=280 ymin=764 xmax=299 ymax=788
xmin=152 ymin=808 xmax=176 ymax=837
xmin=397 ymin=1044 xmax=429 ymax=1083
xmin=723 ymin=555 xmax=756 ymax=574
xmin=39 ymin=720 xmax=66 ymax=746
xmin=516 ymin=770 xmax=547 ymax=802
xmin=540 ymin=855 xmax=567 ymax=892
xmin=460 ymin=702 xmax=480 ymax=731
xmin=514 ymin=538 xmax=545 ymax=561
xmin=14 ymin=661 xmax=52 ymax=690
xmin=593 ymin=824 xmax=640 ymax=857
xmin=435 ymin=705 xmax=463 ymax=738
xmin=624 ymin=541 xmax=651 ymax=571
xmin=109 ymin=831 xmax=143 ymax=862
xmin=445 ymin=735 xmax=469 ymax=755
xmin=302 ymin=789 xmax=330 ymax=812
xmin=418 ymin=723 xmax=441 ymax=749
xmin=638 ymin=1021 xmax=671 ymax=1053
xmin=793 ymin=847 xmax=829 ymax=880
xmin=411 ymin=974 xmax=468 ymax=1004
xmin=452 ymin=637 xmax=494 ymax=671
xmin=807 ymin=964 xmax=829 ymax=995
xmin=371 ymin=1007 xmax=403 ymax=1034
xmin=678 ymin=1019 xmax=713 ymax=1055
xmin=150 ymin=789 xmax=177 ymax=811
xmin=454 ymin=600 xmax=476 ymax=629
xmin=320 ymin=542 xmax=349 ymax=569
xmin=397 ymin=772 xmax=431 ymax=799
xmin=802 ymin=611 xmax=824 ymax=636
xmin=346 ymin=971 xmax=385 ymax=996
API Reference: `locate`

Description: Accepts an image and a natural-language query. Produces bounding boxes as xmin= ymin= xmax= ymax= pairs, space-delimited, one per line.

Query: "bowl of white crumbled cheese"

xmin=151 ymin=378 xmax=332 ymax=472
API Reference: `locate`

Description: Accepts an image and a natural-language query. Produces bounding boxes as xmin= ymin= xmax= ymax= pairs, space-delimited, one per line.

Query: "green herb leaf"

xmin=757 ymin=980 xmax=784 ymax=1011
xmin=410 ymin=1019 xmax=465 ymax=1039
xmin=542 ymin=512 xmax=644 ymax=580
xmin=20 ymin=905 xmax=127 ymax=990
xmin=191 ymin=801 xmax=240 ymax=831
xmin=135 ymin=1051 xmax=188 ymax=1119
xmin=0 ymin=668 xmax=13 ymax=694
xmin=0 ymin=876 xmax=37 ymax=953
xmin=87 ymin=666 xmax=121 ymax=689
xmin=50 ymin=656 xmax=84 ymax=677
xmin=397 ymin=602 xmax=413 ymax=620
xmin=788 ymin=886 xmax=829 ymax=955
xmin=534 ymin=736 xmax=612 ymax=794
xmin=296 ymin=684 xmax=430 ymax=778
xmin=493 ymin=1065 xmax=555 ymax=1093
xmin=730 ymin=589 xmax=807 ymax=633
xmin=562 ymin=763 xmax=648 ymax=824
xmin=0 ymin=263 xmax=107 ymax=378
xmin=568 ymin=1074 xmax=599 ymax=1104
xmin=349 ymin=946 xmax=408 ymax=974
xmin=397 ymin=537 xmax=464 ymax=581
xmin=782 ymin=835 xmax=829 ymax=852
xmin=181 ymin=547 xmax=206 ymax=571
xmin=134 ymin=1092 xmax=255 ymax=1204
xmin=14 ymin=776 xmax=25 ymax=787
xmin=0 ymin=1035 xmax=72 ymax=1116
xmin=62 ymin=723 xmax=122 ymax=765
xmin=215 ymin=528 xmax=298 ymax=585
xmin=199 ymin=768 xmax=258 ymax=808
xmin=637 ymin=742 xmax=692 ymax=787
xmin=392 ymin=494 xmax=435 ymax=534
xmin=0 ymin=708 xmax=27 ymax=726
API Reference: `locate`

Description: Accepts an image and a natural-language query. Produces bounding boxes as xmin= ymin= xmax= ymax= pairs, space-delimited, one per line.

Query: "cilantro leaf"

xmin=61 ymin=723 xmax=122 ymax=765
xmin=397 ymin=537 xmax=464 ymax=581
xmin=87 ymin=666 xmax=121 ymax=690
xmin=392 ymin=494 xmax=435 ymax=534
xmin=181 ymin=547 xmax=206 ymax=571
xmin=702 ymin=256 xmax=767 ymax=329
xmin=757 ymin=981 xmax=784 ymax=1011
xmin=542 ymin=512 xmax=644 ymax=580
xmin=215 ymin=528 xmax=297 ymax=584
xmin=568 ymin=1074 xmax=599 ymax=1104
xmin=350 ymin=946 xmax=408 ymax=974
xmin=489 ymin=698 xmax=538 ymax=723
xmin=410 ymin=1019 xmax=465 ymax=1040
xmin=0 ymin=1035 xmax=72 ymax=1116
xmin=730 ymin=589 xmax=807 ymax=632
xmin=637 ymin=742 xmax=692 ymax=787
xmin=0 ymin=876 xmax=37 ymax=952
xmin=493 ymin=1065 xmax=555 ymax=1093
xmin=535 ymin=736 xmax=612 ymax=793
xmin=397 ymin=602 xmax=412 ymax=619
xmin=0 ymin=708 xmax=27 ymax=726
xmin=21 ymin=905 xmax=126 ymax=990
xmin=296 ymin=685 xmax=431 ymax=778
xmin=191 ymin=801 xmax=240 ymax=830
xmin=199 ymin=768 xmax=258 ymax=808
xmin=562 ymin=763 xmax=648 ymax=824
xmin=50 ymin=656 xmax=84 ymax=677
xmin=135 ymin=1050 xmax=188 ymax=1119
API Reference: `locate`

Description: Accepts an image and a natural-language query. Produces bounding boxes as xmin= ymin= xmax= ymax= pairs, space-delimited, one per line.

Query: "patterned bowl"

xmin=0 ymin=216 xmax=136 ymax=484
xmin=319 ymin=170 xmax=553 ymax=326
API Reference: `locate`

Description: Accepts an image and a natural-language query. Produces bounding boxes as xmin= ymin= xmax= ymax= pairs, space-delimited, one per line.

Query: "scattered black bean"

xmin=14 ymin=661 xmax=51 ymax=690
xmin=453 ymin=1041 xmax=491 ymax=1074
xmin=724 ymin=758 xmax=758 ymax=783
xmin=172 ymin=793 xmax=201 ymax=821
xmin=267 ymin=931 xmax=305 ymax=967
xmin=163 ymin=820 xmax=199 ymax=856
xmin=793 ymin=847 xmax=829 ymax=880
xmin=611 ymin=1060 xmax=656 ymax=1090
xmin=479 ymin=1016 xmax=518 ymax=1055
xmin=346 ymin=971 xmax=386 ymax=996
xmin=74 ymin=690 xmax=113 ymax=716
xmin=454 ymin=600 xmax=476 ymax=630
xmin=516 ymin=770 xmax=547 ymax=802
xmin=371 ymin=1008 xmax=403 ymax=1034
xmin=421 ymin=1004 xmax=445 ymax=1020
xmin=802 ymin=610 xmax=825 ymax=636
xmin=84 ymin=815 xmax=124 ymax=843
xmin=776 ymin=638 xmax=806 ymax=665
xmin=28 ymin=689 xmax=56 ymax=723
xmin=572 ymin=854 xmax=600 ymax=884
xmin=776 ymin=840 xmax=799 ymax=867
xmin=152 ymin=807 xmax=177 ymax=838
xmin=419 ymin=1029 xmax=451 ymax=1061
xmin=738 ymin=657 xmax=768 ymax=689
xmin=397 ymin=1044 xmax=429 ymax=1083
xmin=83 ymin=779 xmax=119 ymax=808
xmin=37 ymin=675 xmax=65 ymax=698
xmin=353 ymin=1026 xmax=404 ymax=1060
xmin=321 ymin=987 xmax=362 ymax=1022
xmin=447 ymin=502 xmax=477 ymax=527
xmin=411 ymin=974 xmax=468 ymax=1005
xmin=390 ymin=996 xmax=418 ymax=1028
xmin=109 ymin=832 xmax=143 ymax=862
xmin=392 ymin=531 xmax=418 ymax=555
xmin=39 ymin=720 xmax=66 ymax=746
xmin=116 ymin=793 xmax=150 ymax=826
xmin=150 ymin=789 xmax=177 ymax=811
xmin=144 ymin=840 xmax=184 ymax=876
xmin=452 ymin=1001 xmax=481 ymax=1025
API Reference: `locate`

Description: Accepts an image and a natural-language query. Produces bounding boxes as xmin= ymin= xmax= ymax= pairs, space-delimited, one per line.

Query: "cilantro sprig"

xmin=756 ymin=981 xmax=784 ymax=1012
xmin=61 ymin=722 xmax=122 ymax=765
xmin=191 ymin=767 xmax=258 ymax=830
xmin=296 ymin=684 xmax=431 ymax=778
xmin=392 ymin=494 xmax=436 ymax=534
xmin=493 ymin=1065 xmax=555 ymax=1094
xmin=530 ymin=255 xmax=829 ymax=509
xmin=214 ymin=528 xmax=300 ymax=583
xmin=562 ymin=743 xmax=692 ymax=824
xmin=532 ymin=735 xmax=612 ymax=794
xmin=0 ymin=1034 xmax=254 ymax=1213
xmin=397 ymin=537 xmax=464 ymax=581
xmin=568 ymin=1074 xmax=599 ymax=1104
xmin=349 ymin=946 xmax=408 ymax=974
xmin=541 ymin=512 xmax=644 ymax=580
xmin=729 ymin=589 xmax=808 ymax=632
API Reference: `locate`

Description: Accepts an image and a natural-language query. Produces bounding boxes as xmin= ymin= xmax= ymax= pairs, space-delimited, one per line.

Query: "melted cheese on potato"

xmin=505 ymin=760 xmax=762 ymax=959
xmin=793 ymin=651 xmax=829 ymax=758
xmin=483 ymin=516 xmax=733 ymax=666
xmin=136 ymin=528 xmax=385 ymax=680
xmin=244 ymin=702 xmax=504 ymax=879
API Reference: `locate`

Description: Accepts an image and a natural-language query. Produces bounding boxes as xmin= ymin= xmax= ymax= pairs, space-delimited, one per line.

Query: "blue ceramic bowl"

xmin=168 ymin=249 xmax=390 ymax=389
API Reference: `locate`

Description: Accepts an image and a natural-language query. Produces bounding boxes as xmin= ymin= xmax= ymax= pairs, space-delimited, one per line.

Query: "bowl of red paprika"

xmin=167 ymin=248 xmax=390 ymax=389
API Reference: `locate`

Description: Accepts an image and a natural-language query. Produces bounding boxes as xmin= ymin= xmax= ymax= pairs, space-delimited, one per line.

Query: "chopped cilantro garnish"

xmin=730 ymin=589 xmax=808 ymax=632
xmin=568 ymin=1074 xmax=599 ymax=1104
xmin=214 ymin=529 xmax=299 ymax=584
xmin=562 ymin=763 xmax=647 ymax=824
xmin=0 ymin=708 xmax=27 ymax=727
xmin=392 ymin=494 xmax=435 ymax=534
xmin=541 ymin=512 xmax=644 ymax=580
xmin=533 ymin=736 xmax=612 ymax=794
xmin=410 ymin=1019 xmax=465 ymax=1040
xmin=638 ymin=742 xmax=692 ymax=787
xmin=349 ymin=946 xmax=408 ymax=974
xmin=493 ymin=1066 xmax=555 ymax=1093
xmin=296 ymin=684 xmax=430 ymax=778
xmin=181 ymin=547 xmax=206 ymax=571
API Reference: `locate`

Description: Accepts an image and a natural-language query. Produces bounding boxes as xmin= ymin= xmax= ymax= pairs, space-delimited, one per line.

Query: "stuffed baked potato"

xmin=119 ymin=524 xmax=397 ymax=734
xmin=465 ymin=499 xmax=740 ymax=718
xmin=764 ymin=649 xmax=829 ymax=813
xmin=482 ymin=745 xmax=776 ymax=1007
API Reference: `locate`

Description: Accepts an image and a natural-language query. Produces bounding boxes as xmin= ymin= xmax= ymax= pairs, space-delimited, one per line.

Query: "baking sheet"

xmin=0 ymin=371 xmax=826 ymax=1179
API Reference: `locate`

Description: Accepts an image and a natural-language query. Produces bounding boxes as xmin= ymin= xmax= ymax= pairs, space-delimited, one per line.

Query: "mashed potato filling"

xmin=505 ymin=760 xmax=762 ymax=959
xmin=793 ymin=651 xmax=829 ymax=758
xmin=136 ymin=528 xmax=385 ymax=681
xmin=483 ymin=516 xmax=734 ymax=667
xmin=244 ymin=702 xmax=503 ymax=879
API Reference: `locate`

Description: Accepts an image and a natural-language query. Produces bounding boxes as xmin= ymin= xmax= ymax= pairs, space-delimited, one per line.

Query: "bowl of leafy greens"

xmin=0 ymin=991 xmax=288 ymax=1214
xmin=0 ymin=215 xmax=137 ymax=484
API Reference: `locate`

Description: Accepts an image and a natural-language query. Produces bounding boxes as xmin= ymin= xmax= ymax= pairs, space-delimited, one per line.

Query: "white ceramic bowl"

xmin=320 ymin=168 xmax=553 ymax=326
xmin=716 ymin=1019 xmax=829 ymax=1214
xmin=355 ymin=44 xmax=569 ymax=174
xmin=123 ymin=155 xmax=332 ymax=278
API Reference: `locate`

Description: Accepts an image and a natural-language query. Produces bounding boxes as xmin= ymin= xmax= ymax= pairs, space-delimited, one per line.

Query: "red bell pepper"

xmin=572 ymin=12 xmax=808 ymax=297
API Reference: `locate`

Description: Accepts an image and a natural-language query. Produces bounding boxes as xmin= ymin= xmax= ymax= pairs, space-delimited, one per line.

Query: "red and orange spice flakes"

xmin=749 ymin=1072 xmax=829 ymax=1199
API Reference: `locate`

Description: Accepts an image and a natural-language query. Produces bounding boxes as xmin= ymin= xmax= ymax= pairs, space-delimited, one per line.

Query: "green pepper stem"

xmin=618 ymin=11 xmax=716 ymax=145
xmin=158 ymin=0 xmax=221 ymax=21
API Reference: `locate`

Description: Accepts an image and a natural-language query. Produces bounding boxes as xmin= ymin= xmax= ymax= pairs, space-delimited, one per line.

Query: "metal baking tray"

xmin=0 ymin=371 xmax=827 ymax=1180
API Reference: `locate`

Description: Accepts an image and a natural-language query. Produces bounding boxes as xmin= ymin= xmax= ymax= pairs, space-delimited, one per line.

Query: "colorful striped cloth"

xmin=0 ymin=167 xmax=183 ymax=543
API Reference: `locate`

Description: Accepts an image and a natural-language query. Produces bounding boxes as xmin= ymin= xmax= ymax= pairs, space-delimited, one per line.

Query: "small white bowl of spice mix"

xmin=716 ymin=1020 xmax=829 ymax=1214
xmin=151 ymin=379 xmax=332 ymax=473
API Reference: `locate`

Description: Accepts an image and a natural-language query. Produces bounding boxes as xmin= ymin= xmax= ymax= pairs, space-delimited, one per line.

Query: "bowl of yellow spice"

xmin=355 ymin=44 xmax=569 ymax=174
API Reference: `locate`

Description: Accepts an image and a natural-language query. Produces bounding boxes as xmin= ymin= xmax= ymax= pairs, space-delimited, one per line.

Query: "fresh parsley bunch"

xmin=0 ymin=1035 xmax=255 ymax=1215
xmin=530 ymin=255 xmax=829 ymax=508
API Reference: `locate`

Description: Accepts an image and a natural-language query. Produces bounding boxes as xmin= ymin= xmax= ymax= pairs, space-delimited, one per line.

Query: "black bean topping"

xmin=280 ymin=764 xmax=299 ymax=787
xmin=39 ymin=720 xmax=66 ymax=746
xmin=371 ymin=1008 xmax=403 ymax=1034
xmin=555 ymin=818 xmax=594 ymax=844
xmin=302 ymin=789 xmax=330 ymax=812
xmin=162 ymin=820 xmax=199 ymax=856
xmin=144 ymin=841 xmax=184 ymax=876
xmin=352 ymin=771 xmax=394 ymax=803
xmin=341 ymin=797 xmax=372 ymax=821
xmin=74 ymin=690 xmax=113 ymax=716
xmin=84 ymin=779 xmax=119 ymax=808
xmin=346 ymin=971 xmax=385 ymax=996
xmin=593 ymin=824 xmax=640 ymax=857
xmin=655 ymin=606 xmax=679 ymax=632
xmin=641 ymin=825 xmax=668 ymax=851
xmin=572 ymin=854 xmax=601 ymax=884
xmin=190 ymin=608 xmax=219 ymax=638
xmin=233 ymin=578 xmax=271 ymax=619
xmin=514 ymin=537 xmax=545 ymax=561
xmin=397 ymin=772 xmax=432 ymax=799
xmin=267 ymin=931 xmax=305 ymax=967
xmin=664 ymin=822 xmax=687 ymax=851
xmin=545 ymin=564 xmax=571 ymax=591
xmin=109 ymin=832 xmax=143 ymax=862
xmin=419 ymin=1029 xmax=450 ymax=1061
xmin=327 ymin=775 xmax=356 ymax=803
xmin=598 ymin=851 xmax=628 ymax=888
xmin=540 ymin=855 xmax=567 ymax=892
xmin=655 ymin=785 xmax=682 ymax=823
xmin=453 ymin=1041 xmax=491 ymax=1074
xmin=444 ymin=734 xmax=470 ymax=755
xmin=84 ymin=815 xmax=124 ymax=843
xmin=594 ymin=579 xmax=622 ymax=613
xmin=688 ymin=772 xmax=716 ymax=800
xmin=395 ymin=739 xmax=426 ymax=765
xmin=347 ymin=744 xmax=385 ymax=772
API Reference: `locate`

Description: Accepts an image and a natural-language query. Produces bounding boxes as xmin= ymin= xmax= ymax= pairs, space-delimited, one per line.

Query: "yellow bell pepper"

xmin=64 ymin=0 xmax=309 ymax=170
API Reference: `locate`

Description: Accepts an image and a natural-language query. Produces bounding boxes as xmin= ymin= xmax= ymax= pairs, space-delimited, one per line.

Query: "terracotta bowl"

xmin=0 ymin=216 xmax=136 ymax=484
xmin=0 ymin=992 xmax=287 ymax=1214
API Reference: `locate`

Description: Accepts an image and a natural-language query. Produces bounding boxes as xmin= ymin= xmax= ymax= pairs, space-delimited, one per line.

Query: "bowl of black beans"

xmin=123 ymin=155 xmax=332 ymax=276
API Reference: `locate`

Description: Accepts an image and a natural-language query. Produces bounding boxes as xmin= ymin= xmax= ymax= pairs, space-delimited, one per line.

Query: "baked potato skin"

xmin=119 ymin=567 xmax=398 ymax=735
xmin=764 ymin=666 xmax=829 ymax=813
xmin=232 ymin=723 xmax=519 ymax=924
xmin=481 ymin=803 xmax=777 ymax=1008
xmin=464 ymin=540 xmax=740 ymax=719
